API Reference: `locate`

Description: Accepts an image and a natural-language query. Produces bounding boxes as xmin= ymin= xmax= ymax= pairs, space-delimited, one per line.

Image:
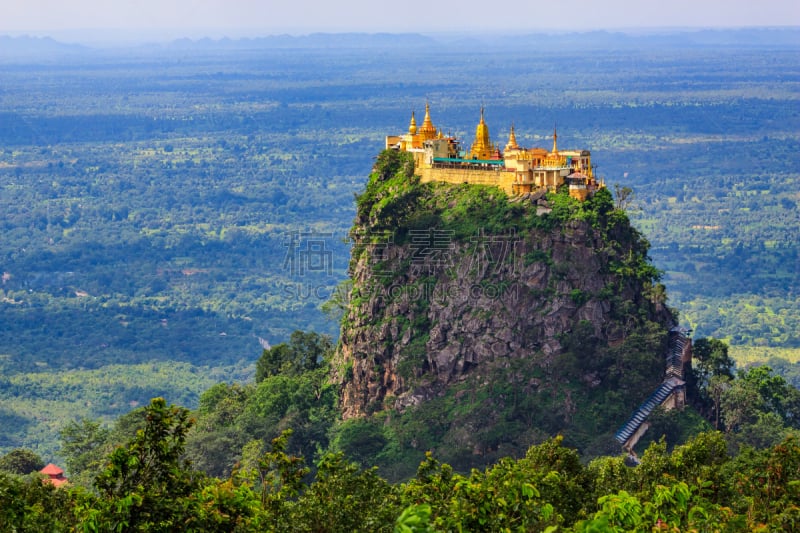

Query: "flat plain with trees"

xmin=0 ymin=30 xmax=798 ymax=461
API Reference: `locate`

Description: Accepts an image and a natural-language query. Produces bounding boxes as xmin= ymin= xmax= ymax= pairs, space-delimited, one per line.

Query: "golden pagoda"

xmin=505 ymin=124 xmax=520 ymax=152
xmin=418 ymin=102 xmax=437 ymax=141
xmin=408 ymin=111 xmax=418 ymax=135
xmin=470 ymin=107 xmax=495 ymax=160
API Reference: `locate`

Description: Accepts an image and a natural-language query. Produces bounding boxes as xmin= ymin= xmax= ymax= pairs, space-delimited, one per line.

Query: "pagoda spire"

xmin=505 ymin=123 xmax=519 ymax=151
xmin=408 ymin=111 xmax=418 ymax=135
xmin=470 ymin=106 xmax=493 ymax=159
xmin=552 ymin=124 xmax=558 ymax=154
xmin=419 ymin=101 xmax=436 ymax=139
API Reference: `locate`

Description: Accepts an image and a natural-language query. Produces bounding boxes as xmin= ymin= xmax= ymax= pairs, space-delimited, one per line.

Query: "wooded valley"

xmin=0 ymin=31 xmax=798 ymax=461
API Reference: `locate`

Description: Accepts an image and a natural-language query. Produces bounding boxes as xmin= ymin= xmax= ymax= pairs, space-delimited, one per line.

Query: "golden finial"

xmin=408 ymin=111 xmax=418 ymax=135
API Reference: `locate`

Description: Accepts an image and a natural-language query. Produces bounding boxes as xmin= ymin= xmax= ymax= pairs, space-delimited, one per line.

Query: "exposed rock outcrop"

xmin=333 ymin=151 xmax=674 ymax=430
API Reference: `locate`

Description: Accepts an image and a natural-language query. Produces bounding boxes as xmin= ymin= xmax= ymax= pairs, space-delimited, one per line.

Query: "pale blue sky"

xmin=3 ymin=0 xmax=799 ymax=41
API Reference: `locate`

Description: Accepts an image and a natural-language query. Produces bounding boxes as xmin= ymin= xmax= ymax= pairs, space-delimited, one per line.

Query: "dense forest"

xmin=1 ymin=330 xmax=798 ymax=531
xmin=0 ymin=31 xmax=798 ymax=462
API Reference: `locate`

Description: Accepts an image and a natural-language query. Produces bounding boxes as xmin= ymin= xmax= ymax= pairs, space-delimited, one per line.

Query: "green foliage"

xmin=443 ymin=458 xmax=558 ymax=531
xmin=183 ymin=330 xmax=339 ymax=479
xmin=251 ymin=430 xmax=310 ymax=530
xmin=186 ymin=384 xmax=252 ymax=479
xmin=59 ymin=419 xmax=111 ymax=486
xmin=401 ymin=447 xmax=563 ymax=531
xmin=725 ymin=434 xmax=800 ymax=528
xmin=738 ymin=365 xmax=800 ymax=424
xmin=330 ymin=418 xmax=389 ymax=467
xmin=394 ymin=503 xmax=434 ymax=533
xmin=0 ymin=448 xmax=44 ymax=475
xmin=3 ymin=40 xmax=797 ymax=462
xmin=255 ymin=330 xmax=333 ymax=382
xmin=1 ymin=425 xmax=799 ymax=531
xmin=0 ymin=471 xmax=78 ymax=532
xmin=524 ymin=248 xmax=553 ymax=266
xmin=291 ymin=452 xmax=402 ymax=532
xmin=187 ymin=371 xmax=337 ymax=479
xmin=719 ymin=364 xmax=800 ymax=452
xmin=693 ymin=337 xmax=736 ymax=387
xmin=641 ymin=407 xmax=713 ymax=450
xmin=354 ymin=150 xmax=419 ymax=235
xmin=87 ymin=397 xmax=201 ymax=532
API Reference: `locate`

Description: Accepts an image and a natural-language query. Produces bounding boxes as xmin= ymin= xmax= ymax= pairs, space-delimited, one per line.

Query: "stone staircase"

xmin=665 ymin=327 xmax=687 ymax=379
xmin=614 ymin=327 xmax=690 ymax=451
xmin=614 ymin=376 xmax=684 ymax=444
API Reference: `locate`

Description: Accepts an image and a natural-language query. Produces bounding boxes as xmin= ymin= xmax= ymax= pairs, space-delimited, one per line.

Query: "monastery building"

xmin=386 ymin=104 xmax=603 ymax=200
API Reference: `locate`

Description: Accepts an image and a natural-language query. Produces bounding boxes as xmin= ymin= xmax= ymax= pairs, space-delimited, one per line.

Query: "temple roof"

xmin=41 ymin=463 xmax=64 ymax=475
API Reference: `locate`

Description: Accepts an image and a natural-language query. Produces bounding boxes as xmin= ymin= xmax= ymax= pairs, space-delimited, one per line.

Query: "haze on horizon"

xmin=3 ymin=0 xmax=799 ymax=43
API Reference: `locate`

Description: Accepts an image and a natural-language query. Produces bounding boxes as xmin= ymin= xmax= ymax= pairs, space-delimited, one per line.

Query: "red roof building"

xmin=40 ymin=463 xmax=69 ymax=487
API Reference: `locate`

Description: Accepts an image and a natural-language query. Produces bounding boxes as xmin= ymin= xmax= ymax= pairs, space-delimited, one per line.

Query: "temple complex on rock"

xmin=386 ymin=103 xmax=604 ymax=200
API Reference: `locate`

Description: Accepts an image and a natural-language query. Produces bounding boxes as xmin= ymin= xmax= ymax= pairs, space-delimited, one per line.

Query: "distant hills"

xmin=0 ymin=35 xmax=87 ymax=58
xmin=1 ymin=27 xmax=797 ymax=59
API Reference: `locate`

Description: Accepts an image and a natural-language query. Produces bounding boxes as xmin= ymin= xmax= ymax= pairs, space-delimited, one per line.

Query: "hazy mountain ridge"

xmin=0 ymin=35 xmax=87 ymax=58
xmin=1 ymin=27 xmax=797 ymax=58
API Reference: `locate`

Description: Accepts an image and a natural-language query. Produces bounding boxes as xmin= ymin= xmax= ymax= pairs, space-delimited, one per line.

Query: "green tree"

xmin=59 ymin=418 xmax=110 ymax=486
xmin=401 ymin=452 xmax=459 ymax=524
xmin=255 ymin=330 xmax=333 ymax=382
xmin=707 ymin=374 xmax=732 ymax=430
xmin=251 ymin=430 xmax=309 ymax=530
xmin=613 ymin=184 xmax=634 ymax=211
xmin=725 ymin=435 xmax=800 ymax=529
xmin=693 ymin=338 xmax=735 ymax=388
xmin=329 ymin=417 xmax=388 ymax=467
xmin=291 ymin=452 xmax=401 ymax=532
xmin=586 ymin=454 xmax=633 ymax=504
xmin=394 ymin=503 xmax=433 ymax=533
xmin=85 ymin=397 xmax=202 ymax=532
xmin=187 ymin=353 xmax=337 ymax=479
xmin=0 ymin=472 xmax=78 ymax=532
xmin=0 ymin=448 xmax=44 ymax=475
xmin=739 ymin=365 xmax=800 ymax=426
xmin=520 ymin=435 xmax=593 ymax=521
xmin=435 ymin=457 xmax=559 ymax=532
xmin=186 ymin=383 xmax=252 ymax=478
xmin=720 ymin=366 xmax=800 ymax=451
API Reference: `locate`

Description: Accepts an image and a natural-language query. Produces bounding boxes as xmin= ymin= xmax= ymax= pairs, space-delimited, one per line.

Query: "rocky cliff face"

xmin=332 ymin=150 xmax=674 ymax=461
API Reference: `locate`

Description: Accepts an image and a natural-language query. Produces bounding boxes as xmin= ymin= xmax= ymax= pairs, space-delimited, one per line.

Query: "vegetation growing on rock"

xmin=334 ymin=150 xmax=676 ymax=476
